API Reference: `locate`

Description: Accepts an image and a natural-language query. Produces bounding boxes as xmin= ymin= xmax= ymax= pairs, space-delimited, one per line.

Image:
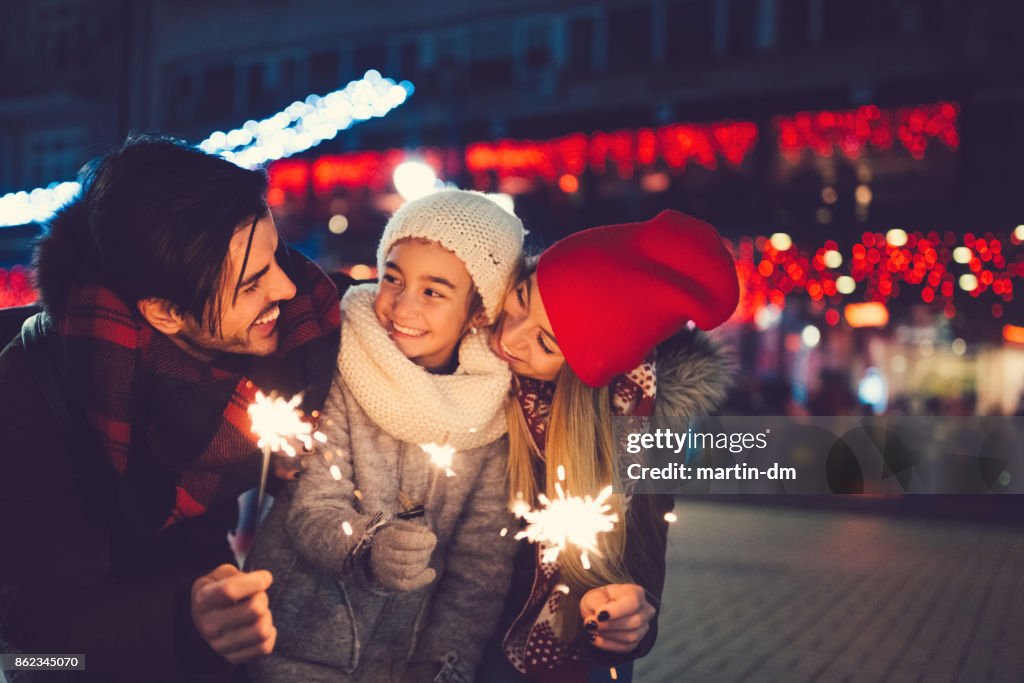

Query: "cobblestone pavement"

xmin=635 ymin=500 xmax=1024 ymax=683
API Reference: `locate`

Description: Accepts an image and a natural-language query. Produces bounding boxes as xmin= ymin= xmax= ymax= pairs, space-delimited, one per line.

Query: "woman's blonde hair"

xmin=502 ymin=262 xmax=633 ymax=639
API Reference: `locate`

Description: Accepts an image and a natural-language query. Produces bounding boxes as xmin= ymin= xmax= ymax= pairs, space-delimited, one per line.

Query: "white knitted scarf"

xmin=339 ymin=284 xmax=511 ymax=450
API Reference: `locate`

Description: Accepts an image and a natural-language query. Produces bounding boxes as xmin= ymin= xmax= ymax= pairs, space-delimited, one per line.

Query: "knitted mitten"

xmin=369 ymin=519 xmax=438 ymax=591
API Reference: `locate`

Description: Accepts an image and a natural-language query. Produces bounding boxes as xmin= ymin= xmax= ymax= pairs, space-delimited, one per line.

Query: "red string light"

xmin=730 ymin=226 xmax=1022 ymax=328
xmin=775 ymin=102 xmax=959 ymax=162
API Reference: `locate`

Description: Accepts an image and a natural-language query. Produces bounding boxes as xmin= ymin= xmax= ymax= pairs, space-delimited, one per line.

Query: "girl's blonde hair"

xmin=503 ymin=263 xmax=633 ymax=639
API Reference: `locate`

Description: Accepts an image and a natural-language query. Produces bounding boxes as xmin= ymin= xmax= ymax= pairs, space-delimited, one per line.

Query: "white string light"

xmin=0 ymin=70 xmax=414 ymax=228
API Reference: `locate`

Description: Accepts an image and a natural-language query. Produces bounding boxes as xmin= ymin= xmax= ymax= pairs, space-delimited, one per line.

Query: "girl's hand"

xmin=271 ymin=453 xmax=302 ymax=480
xmin=579 ymin=583 xmax=657 ymax=653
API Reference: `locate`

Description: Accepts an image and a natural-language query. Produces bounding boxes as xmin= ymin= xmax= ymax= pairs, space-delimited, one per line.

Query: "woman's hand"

xmin=579 ymin=583 xmax=657 ymax=653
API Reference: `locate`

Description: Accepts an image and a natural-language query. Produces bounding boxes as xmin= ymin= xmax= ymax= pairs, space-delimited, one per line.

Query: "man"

xmin=0 ymin=137 xmax=341 ymax=681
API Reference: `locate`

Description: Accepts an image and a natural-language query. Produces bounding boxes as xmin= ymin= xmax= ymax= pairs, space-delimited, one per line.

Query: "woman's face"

xmin=491 ymin=273 xmax=566 ymax=381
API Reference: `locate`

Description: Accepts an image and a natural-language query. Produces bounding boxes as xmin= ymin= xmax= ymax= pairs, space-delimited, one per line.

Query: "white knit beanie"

xmin=376 ymin=189 xmax=525 ymax=323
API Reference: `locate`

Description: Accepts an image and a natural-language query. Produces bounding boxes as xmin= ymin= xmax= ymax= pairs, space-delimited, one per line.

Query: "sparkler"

xmin=248 ymin=390 xmax=326 ymax=515
xmin=513 ymin=482 xmax=619 ymax=569
xmin=420 ymin=442 xmax=457 ymax=478
xmin=419 ymin=440 xmax=456 ymax=528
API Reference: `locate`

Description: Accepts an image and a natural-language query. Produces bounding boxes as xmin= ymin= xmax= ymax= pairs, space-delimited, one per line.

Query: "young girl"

xmin=482 ymin=210 xmax=739 ymax=682
xmin=246 ymin=189 xmax=525 ymax=682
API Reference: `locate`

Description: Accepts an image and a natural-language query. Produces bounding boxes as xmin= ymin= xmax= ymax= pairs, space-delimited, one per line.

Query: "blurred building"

xmin=2 ymin=0 xmax=1023 ymax=225
xmin=4 ymin=0 xmax=1024 ymax=413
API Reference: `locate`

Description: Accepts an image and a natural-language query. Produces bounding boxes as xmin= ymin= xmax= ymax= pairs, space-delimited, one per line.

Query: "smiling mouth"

xmin=391 ymin=322 xmax=427 ymax=338
xmin=498 ymin=338 xmax=524 ymax=363
xmin=252 ymin=305 xmax=280 ymax=328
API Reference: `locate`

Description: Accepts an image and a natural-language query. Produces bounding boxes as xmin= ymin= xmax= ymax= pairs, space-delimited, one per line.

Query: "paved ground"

xmin=635 ymin=500 xmax=1024 ymax=683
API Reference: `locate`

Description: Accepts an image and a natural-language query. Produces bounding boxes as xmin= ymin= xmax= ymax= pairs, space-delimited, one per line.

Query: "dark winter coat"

xmin=488 ymin=329 xmax=734 ymax=680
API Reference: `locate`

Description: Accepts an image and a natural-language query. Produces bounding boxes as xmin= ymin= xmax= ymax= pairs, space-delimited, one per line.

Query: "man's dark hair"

xmin=35 ymin=135 xmax=269 ymax=334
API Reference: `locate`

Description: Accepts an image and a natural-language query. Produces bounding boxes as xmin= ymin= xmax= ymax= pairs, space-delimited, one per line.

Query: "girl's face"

xmin=491 ymin=273 xmax=566 ymax=381
xmin=374 ymin=239 xmax=484 ymax=372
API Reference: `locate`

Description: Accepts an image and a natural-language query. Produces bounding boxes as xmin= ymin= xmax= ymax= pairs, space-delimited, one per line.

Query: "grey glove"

xmin=370 ymin=519 xmax=438 ymax=591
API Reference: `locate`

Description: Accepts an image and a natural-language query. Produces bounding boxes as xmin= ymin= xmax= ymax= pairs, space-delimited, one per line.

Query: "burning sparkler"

xmin=513 ymin=483 xmax=618 ymax=568
xmin=248 ymin=390 xmax=326 ymax=515
xmin=418 ymin=440 xmax=457 ymax=528
xmin=420 ymin=442 xmax=457 ymax=478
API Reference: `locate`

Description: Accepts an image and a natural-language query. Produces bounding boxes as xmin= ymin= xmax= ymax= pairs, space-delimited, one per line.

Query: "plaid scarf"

xmin=59 ymin=247 xmax=340 ymax=534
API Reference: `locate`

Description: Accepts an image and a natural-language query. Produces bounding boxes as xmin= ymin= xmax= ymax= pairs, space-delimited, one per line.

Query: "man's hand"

xmin=191 ymin=564 xmax=277 ymax=664
xmin=579 ymin=583 xmax=657 ymax=653
xmin=369 ymin=519 xmax=437 ymax=592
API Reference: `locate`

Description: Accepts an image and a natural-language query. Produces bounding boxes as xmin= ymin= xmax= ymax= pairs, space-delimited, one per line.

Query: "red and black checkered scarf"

xmin=58 ymin=247 xmax=340 ymax=534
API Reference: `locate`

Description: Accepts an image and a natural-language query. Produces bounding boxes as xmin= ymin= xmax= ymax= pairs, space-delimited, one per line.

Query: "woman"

xmin=481 ymin=210 xmax=740 ymax=682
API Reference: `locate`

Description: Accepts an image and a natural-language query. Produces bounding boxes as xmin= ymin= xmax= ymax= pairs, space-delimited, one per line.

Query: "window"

xmin=354 ymin=43 xmax=387 ymax=77
xmin=821 ymin=0 xmax=874 ymax=43
xmin=728 ymin=0 xmax=760 ymax=56
xmin=399 ymin=40 xmax=420 ymax=79
xmin=777 ymin=0 xmax=812 ymax=50
xmin=24 ymin=128 xmax=85 ymax=186
xmin=310 ymin=49 xmax=340 ymax=93
xmin=28 ymin=0 xmax=84 ymax=71
xmin=567 ymin=15 xmax=595 ymax=75
xmin=469 ymin=27 xmax=514 ymax=87
xmin=522 ymin=22 xmax=552 ymax=70
xmin=608 ymin=4 xmax=652 ymax=69
xmin=199 ymin=63 xmax=235 ymax=123
xmin=666 ymin=0 xmax=715 ymax=63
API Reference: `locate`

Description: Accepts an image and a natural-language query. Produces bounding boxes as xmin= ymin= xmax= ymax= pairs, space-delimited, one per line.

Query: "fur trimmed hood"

xmin=654 ymin=328 xmax=736 ymax=418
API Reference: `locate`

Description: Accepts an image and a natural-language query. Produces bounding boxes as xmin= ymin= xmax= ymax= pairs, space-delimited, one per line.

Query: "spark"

xmin=248 ymin=390 xmax=326 ymax=514
xmin=330 ymin=465 xmax=342 ymax=481
xmin=420 ymin=442 xmax=457 ymax=477
xmin=248 ymin=391 xmax=317 ymax=455
xmin=500 ymin=528 xmax=508 ymax=537
xmin=664 ymin=512 xmax=678 ymax=523
xmin=610 ymin=667 xmax=618 ymax=680
xmin=511 ymin=493 xmax=531 ymax=518
xmin=514 ymin=484 xmax=618 ymax=568
xmin=342 ymin=521 xmax=353 ymax=536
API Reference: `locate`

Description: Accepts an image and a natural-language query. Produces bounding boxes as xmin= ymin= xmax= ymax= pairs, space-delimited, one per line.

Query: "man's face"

xmin=177 ymin=215 xmax=297 ymax=358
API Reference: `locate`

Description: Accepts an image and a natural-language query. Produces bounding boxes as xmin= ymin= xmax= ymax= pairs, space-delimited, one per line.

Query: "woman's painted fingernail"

xmin=584 ymin=619 xmax=598 ymax=631
xmin=598 ymin=610 xmax=610 ymax=622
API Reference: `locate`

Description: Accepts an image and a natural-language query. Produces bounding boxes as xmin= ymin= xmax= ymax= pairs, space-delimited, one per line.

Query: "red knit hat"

xmin=536 ymin=210 xmax=739 ymax=387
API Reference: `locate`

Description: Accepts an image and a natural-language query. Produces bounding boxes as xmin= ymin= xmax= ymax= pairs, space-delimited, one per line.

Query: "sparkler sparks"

xmin=248 ymin=390 xmax=327 ymax=514
xmin=248 ymin=391 xmax=320 ymax=455
xmin=511 ymin=493 xmax=531 ymax=518
xmin=420 ymin=442 xmax=457 ymax=477
xmin=514 ymin=484 xmax=618 ymax=568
